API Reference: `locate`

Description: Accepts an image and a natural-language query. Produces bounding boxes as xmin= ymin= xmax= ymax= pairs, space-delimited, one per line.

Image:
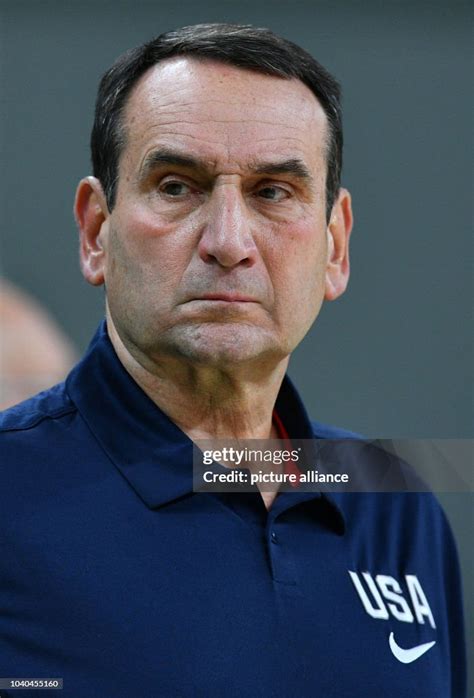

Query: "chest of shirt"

xmin=0 ymin=484 xmax=450 ymax=698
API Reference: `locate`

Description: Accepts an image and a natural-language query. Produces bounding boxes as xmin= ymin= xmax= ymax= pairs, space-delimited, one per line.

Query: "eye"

xmin=256 ymin=185 xmax=290 ymax=202
xmin=159 ymin=180 xmax=192 ymax=197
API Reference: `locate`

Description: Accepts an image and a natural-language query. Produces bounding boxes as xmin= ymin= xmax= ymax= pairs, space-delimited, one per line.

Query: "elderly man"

xmin=0 ymin=24 xmax=465 ymax=698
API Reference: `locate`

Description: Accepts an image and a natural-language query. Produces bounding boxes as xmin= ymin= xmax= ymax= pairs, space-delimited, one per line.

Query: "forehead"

xmin=120 ymin=57 xmax=328 ymax=173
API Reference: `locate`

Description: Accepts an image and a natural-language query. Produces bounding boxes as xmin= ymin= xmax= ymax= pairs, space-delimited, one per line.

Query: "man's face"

xmin=80 ymin=57 xmax=351 ymax=369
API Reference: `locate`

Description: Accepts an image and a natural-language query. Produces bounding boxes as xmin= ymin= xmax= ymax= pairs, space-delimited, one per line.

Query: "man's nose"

xmin=197 ymin=185 xmax=258 ymax=268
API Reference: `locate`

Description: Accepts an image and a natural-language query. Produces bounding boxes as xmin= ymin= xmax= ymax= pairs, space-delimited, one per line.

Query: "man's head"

xmin=75 ymin=24 xmax=353 ymax=373
xmin=91 ymin=23 xmax=343 ymax=223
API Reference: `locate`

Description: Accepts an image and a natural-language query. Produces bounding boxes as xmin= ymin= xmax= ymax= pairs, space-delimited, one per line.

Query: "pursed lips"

xmin=196 ymin=294 xmax=257 ymax=302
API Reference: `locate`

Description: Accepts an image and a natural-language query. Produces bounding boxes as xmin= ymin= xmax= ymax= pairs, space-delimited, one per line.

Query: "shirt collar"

xmin=66 ymin=321 xmax=345 ymax=533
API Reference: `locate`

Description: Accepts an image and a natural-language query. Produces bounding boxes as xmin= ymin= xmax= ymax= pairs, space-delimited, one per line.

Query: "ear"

xmin=74 ymin=176 xmax=109 ymax=286
xmin=324 ymin=187 xmax=353 ymax=301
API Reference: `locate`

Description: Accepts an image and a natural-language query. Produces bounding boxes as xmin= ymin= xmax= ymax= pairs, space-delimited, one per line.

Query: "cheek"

xmin=272 ymin=217 xmax=328 ymax=299
xmin=106 ymin=209 xmax=194 ymax=294
xmin=268 ymin=218 xmax=328 ymax=343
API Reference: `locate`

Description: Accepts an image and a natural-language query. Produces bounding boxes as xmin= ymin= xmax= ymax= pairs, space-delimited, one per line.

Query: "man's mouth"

xmin=196 ymin=294 xmax=256 ymax=303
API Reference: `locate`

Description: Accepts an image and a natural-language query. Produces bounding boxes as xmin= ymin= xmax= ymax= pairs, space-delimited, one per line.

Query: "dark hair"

xmin=91 ymin=23 xmax=343 ymax=221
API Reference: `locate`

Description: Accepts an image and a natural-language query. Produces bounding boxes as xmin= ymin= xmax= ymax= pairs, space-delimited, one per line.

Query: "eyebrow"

xmin=139 ymin=148 xmax=313 ymax=183
xmin=139 ymin=150 xmax=202 ymax=178
xmin=253 ymin=158 xmax=312 ymax=182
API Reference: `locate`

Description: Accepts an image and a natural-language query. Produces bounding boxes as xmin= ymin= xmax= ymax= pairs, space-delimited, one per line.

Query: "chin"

xmin=163 ymin=323 xmax=284 ymax=367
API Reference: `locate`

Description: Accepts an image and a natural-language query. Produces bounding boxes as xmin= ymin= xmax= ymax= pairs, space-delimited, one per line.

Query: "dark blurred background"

xmin=1 ymin=0 xmax=472 ymax=687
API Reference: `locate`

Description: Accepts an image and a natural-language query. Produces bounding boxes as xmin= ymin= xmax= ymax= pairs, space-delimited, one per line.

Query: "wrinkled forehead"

xmin=119 ymin=57 xmax=329 ymax=173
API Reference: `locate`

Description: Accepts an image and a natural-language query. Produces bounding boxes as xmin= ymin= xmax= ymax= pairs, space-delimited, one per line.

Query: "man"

xmin=0 ymin=24 xmax=466 ymax=698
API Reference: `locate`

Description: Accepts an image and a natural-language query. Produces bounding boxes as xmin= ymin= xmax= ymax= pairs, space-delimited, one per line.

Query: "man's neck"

xmin=107 ymin=319 xmax=289 ymax=443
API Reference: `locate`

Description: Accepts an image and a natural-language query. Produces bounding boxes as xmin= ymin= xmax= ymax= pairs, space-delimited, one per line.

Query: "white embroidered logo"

xmin=348 ymin=571 xmax=436 ymax=628
xmin=389 ymin=632 xmax=436 ymax=663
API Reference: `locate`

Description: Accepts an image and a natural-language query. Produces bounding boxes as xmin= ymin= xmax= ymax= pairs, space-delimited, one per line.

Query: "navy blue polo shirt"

xmin=0 ymin=322 xmax=466 ymax=697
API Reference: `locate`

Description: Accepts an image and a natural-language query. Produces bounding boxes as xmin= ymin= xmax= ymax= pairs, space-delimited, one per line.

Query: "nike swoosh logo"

xmin=389 ymin=631 xmax=436 ymax=663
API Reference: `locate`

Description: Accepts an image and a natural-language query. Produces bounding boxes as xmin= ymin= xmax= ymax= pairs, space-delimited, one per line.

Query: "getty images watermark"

xmin=200 ymin=444 xmax=349 ymax=487
xmin=192 ymin=439 xmax=473 ymax=494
